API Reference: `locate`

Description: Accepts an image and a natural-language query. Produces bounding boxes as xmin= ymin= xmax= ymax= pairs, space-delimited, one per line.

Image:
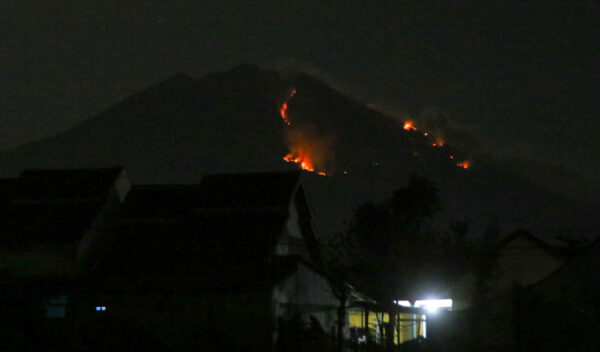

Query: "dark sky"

xmin=1 ymin=1 xmax=598 ymax=177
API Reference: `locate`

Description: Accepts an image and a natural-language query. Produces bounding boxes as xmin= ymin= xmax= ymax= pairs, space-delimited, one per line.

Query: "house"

xmin=0 ymin=168 xmax=368 ymax=351
xmin=0 ymin=166 xmax=130 ymax=278
xmin=88 ymin=171 xmax=344 ymax=351
xmin=347 ymin=301 xmax=428 ymax=345
xmin=430 ymin=230 xmax=597 ymax=351
xmin=0 ymin=167 xmax=131 ymax=350
xmin=505 ymin=236 xmax=600 ymax=350
xmin=447 ymin=230 xmax=573 ymax=310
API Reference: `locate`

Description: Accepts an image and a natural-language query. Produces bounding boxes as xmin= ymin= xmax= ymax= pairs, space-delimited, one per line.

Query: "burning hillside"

xmin=280 ymin=88 xmax=332 ymax=176
xmin=402 ymin=119 xmax=470 ymax=169
xmin=0 ymin=64 xmax=595 ymax=239
xmin=280 ymin=88 xmax=296 ymax=125
xmin=403 ymin=120 xmax=417 ymax=131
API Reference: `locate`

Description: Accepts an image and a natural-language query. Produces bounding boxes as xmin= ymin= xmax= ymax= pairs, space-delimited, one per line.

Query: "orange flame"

xmin=432 ymin=138 xmax=444 ymax=147
xmin=283 ymin=153 xmax=327 ymax=176
xmin=280 ymin=88 xmax=329 ymax=176
xmin=283 ymin=153 xmax=315 ymax=172
xmin=457 ymin=160 xmax=470 ymax=169
xmin=280 ymin=88 xmax=296 ymax=125
xmin=280 ymin=103 xmax=291 ymax=125
xmin=403 ymin=120 xmax=417 ymax=131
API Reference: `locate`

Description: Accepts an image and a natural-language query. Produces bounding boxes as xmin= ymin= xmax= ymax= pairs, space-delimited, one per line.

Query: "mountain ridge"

xmin=0 ymin=64 xmax=597 ymax=240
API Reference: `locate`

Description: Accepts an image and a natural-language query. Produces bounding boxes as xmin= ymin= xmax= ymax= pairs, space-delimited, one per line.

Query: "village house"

xmin=0 ymin=168 xmax=355 ymax=351
xmin=0 ymin=166 xmax=131 ymax=348
xmin=447 ymin=229 xmax=577 ymax=310
xmin=431 ymin=230 xmax=597 ymax=351
xmin=95 ymin=171 xmax=346 ymax=350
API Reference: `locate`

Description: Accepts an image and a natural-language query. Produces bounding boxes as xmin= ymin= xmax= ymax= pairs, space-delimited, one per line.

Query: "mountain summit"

xmin=1 ymin=64 xmax=598 ymax=239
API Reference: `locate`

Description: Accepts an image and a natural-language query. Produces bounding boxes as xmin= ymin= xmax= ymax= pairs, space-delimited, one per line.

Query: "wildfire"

xmin=280 ymin=88 xmax=329 ymax=176
xmin=283 ymin=153 xmax=314 ymax=171
xmin=283 ymin=153 xmax=328 ymax=176
xmin=457 ymin=160 xmax=471 ymax=169
xmin=432 ymin=138 xmax=444 ymax=147
xmin=403 ymin=120 xmax=417 ymax=131
xmin=280 ymin=88 xmax=296 ymax=125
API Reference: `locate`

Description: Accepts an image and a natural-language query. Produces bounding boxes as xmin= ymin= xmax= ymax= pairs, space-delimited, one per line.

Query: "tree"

xmin=329 ymin=174 xmax=441 ymax=350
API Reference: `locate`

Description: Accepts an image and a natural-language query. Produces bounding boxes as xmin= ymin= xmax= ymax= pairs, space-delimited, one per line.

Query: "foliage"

xmin=327 ymin=175 xmax=442 ymax=350
xmin=329 ymin=174 xmax=441 ymax=302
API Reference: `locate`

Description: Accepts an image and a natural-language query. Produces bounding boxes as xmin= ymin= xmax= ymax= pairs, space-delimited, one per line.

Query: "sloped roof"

xmin=116 ymin=184 xmax=200 ymax=220
xmin=101 ymin=171 xmax=319 ymax=288
xmin=497 ymin=229 xmax=575 ymax=260
xmin=532 ymin=237 xmax=600 ymax=293
xmin=14 ymin=167 xmax=123 ymax=201
xmin=0 ymin=167 xmax=124 ymax=246
xmin=197 ymin=171 xmax=301 ymax=210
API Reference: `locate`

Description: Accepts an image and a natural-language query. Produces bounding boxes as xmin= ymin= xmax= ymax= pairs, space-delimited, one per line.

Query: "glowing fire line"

xmin=280 ymin=88 xmax=296 ymax=125
xmin=280 ymin=88 xmax=327 ymax=176
xmin=403 ymin=120 xmax=472 ymax=170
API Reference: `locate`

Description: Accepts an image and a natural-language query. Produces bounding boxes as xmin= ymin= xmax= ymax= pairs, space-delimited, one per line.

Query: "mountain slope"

xmin=1 ymin=64 xmax=598 ymax=239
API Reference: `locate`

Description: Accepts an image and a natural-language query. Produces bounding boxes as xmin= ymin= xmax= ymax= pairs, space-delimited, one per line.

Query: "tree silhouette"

xmin=329 ymin=174 xmax=441 ymax=350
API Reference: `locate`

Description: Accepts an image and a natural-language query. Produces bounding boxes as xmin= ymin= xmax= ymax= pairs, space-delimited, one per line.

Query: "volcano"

xmin=1 ymin=64 xmax=598 ymax=239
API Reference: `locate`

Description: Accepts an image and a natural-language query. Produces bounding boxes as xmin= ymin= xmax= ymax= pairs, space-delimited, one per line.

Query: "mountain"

xmin=1 ymin=64 xmax=598 ymax=240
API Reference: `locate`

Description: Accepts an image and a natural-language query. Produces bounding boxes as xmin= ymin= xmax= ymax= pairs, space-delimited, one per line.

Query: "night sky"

xmin=1 ymin=1 xmax=598 ymax=180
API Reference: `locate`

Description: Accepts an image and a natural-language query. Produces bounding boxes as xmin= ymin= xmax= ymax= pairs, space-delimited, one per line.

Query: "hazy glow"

xmin=403 ymin=120 xmax=417 ymax=131
xmin=281 ymin=88 xmax=330 ymax=176
xmin=414 ymin=299 xmax=452 ymax=313
xmin=456 ymin=160 xmax=470 ymax=169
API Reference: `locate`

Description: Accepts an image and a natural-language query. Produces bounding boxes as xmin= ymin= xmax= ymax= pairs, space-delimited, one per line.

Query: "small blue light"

xmin=95 ymin=306 xmax=101 ymax=311
xmin=95 ymin=306 xmax=107 ymax=312
xmin=101 ymin=306 xmax=106 ymax=311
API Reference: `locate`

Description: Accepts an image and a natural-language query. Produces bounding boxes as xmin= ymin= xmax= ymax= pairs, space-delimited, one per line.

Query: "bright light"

xmin=414 ymin=299 xmax=452 ymax=313
xmin=394 ymin=300 xmax=411 ymax=307
xmin=95 ymin=306 xmax=107 ymax=312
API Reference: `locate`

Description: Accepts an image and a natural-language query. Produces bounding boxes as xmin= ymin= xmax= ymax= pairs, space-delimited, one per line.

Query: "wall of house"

xmin=272 ymin=262 xmax=340 ymax=339
xmin=0 ymin=244 xmax=78 ymax=277
xmin=69 ymin=289 xmax=274 ymax=351
xmin=282 ymin=200 xmax=313 ymax=261
xmin=348 ymin=308 xmax=426 ymax=344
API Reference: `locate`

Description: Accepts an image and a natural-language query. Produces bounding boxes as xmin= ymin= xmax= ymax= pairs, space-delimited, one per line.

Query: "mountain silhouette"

xmin=1 ymin=64 xmax=598 ymax=239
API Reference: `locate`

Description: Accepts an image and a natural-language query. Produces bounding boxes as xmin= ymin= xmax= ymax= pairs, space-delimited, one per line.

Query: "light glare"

xmin=414 ymin=299 xmax=452 ymax=313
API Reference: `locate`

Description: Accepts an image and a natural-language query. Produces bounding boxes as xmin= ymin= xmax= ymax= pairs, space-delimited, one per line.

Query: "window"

xmin=45 ymin=296 xmax=69 ymax=318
